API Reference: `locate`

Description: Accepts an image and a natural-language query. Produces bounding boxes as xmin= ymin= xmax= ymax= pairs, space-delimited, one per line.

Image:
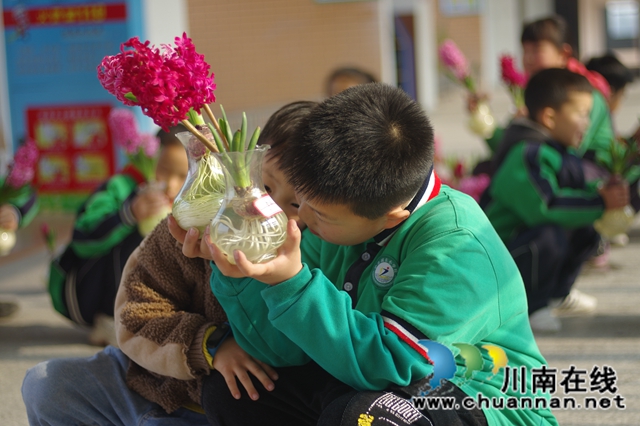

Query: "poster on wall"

xmin=2 ymin=0 xmax=144 ymax=210
xmin=27 ymin=104 xmax=113 ymax=192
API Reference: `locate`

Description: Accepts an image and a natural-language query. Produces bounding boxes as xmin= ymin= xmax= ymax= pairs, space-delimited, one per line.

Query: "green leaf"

xmin=247 ymin=127 xmax=260 ymax=152
xmin=124 ymin=92 xmax=138 ymax=102
xmin=220 ymin=105 xmax=233 ymax=145
xmin=240 ymin=112 xmax=247 ymax=150
xmin=207 ymin=122 xmax=226 ymax=153
xmin=186 ymin=108 xmax=204 ymax=126
xmin=231 ymin=130 xmax=242 ymax=152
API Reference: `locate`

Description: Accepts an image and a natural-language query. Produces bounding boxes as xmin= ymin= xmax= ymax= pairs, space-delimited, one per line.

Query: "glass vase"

xmin=209 ymin=146 xmax=288 ymax=264
xmin=172 ymin=129 xmax=226 ymax=236
xmin=468 ymin=100 xmax=496 ymax=139
xmin=594 ymin=205 xmax=635 ymax=239
xmin=0 ymin=228 xmax=16 ymax=256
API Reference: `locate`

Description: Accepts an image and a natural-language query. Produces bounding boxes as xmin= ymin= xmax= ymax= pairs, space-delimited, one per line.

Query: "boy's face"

xmin=327 ymin=76 xmax=362 ymax=97
xmin=297 ymin=196 xmax=391 ymax=246
xmin=262 ymin=155 xmax=305 ymax=230
xmin=609 ymin=88 xmax=626 ymax=113
xmin=155 ymin=144 xmax=188 ymax=201
xmin=522 ymin=41 xmax=568 ymax=76
xmin=545 ymin=92 xmax=593 ymax=149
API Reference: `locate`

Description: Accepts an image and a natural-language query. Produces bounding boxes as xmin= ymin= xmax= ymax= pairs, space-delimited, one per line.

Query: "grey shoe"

xmin=0 ymin=301 xmax=19 ymax=318
xmin=529 ymin=307 xmax=561 ymax=333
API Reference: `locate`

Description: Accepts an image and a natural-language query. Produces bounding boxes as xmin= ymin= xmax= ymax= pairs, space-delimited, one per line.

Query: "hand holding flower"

xmin=599 ymin=179 xmax=629 ymax=211
xmin=500 ymin=54 xmax=527 ymax=110
xmin=131 ymin=187 xmax=171 ymax=222
xmin=207 ymin=219 xmax=303 ymax=286
xmin=0 ymin=205 xmax=19 ymax=231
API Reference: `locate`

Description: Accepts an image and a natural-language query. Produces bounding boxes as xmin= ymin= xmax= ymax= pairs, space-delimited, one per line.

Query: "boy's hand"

xmin=599 ymin=180 xmax=630 ymax=210
xmin=213 ymin=337 xmax=278 ymax=400
xmin=131 ymin=188 xmax=170 ymax=221
xmin=208 ymin=219 xmax=303 ymax=285
xmin=0 ymin=205 xmax=19 ymax=231
xmin=167 ymin=215 xmax=215 ymax=260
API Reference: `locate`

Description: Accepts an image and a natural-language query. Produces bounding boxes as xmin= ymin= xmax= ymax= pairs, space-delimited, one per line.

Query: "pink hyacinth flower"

xmin=457 ymin=174 xmax=491 ymax=203
xmin=500 ymin=55 xmax=527 ymax=88
xmin=5 ymin=138 xmax=38 ymax=189
xmin=97 ymin=33 xmax=216 ymax=131
xmin=108 ymin=108 xmax=141 ymax=154
xmin=439 ymin=39 xmax=470 ymax=81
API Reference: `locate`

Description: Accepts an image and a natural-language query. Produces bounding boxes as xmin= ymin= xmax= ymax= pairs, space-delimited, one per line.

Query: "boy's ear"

xmin=538 ymin=107 xmax=556 ymax=130
xmin=561 ymin=43 xmax=573 ymax=61
xmin=383 ymin=206 xmax=411 ymax=230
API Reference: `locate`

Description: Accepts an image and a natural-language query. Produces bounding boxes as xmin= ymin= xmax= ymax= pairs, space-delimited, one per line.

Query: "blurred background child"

xmin=324 ymin=66 xmax=377 ymax=97
xmin=48 ymin=124 xmax=187 ymax=346
xmin=481 ymin=68 xmax=630 ymax=332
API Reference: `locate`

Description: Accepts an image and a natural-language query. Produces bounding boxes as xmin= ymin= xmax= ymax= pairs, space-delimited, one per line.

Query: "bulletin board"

xmin=2 ymin=0 xmax=144 ymax=210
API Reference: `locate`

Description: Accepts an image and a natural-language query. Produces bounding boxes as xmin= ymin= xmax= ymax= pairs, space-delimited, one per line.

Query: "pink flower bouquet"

xmin=500 ymin=54 xmax=527 ymax=109
xmin=97 ymin=33 xmax=220 ymax=152
xmin=0 ymin=138 xmax=39 ymax=205
xmin=439 ymin=39 xmax=476 ymax=94
xmin=108 ymin=108 xmax=159 ymax=182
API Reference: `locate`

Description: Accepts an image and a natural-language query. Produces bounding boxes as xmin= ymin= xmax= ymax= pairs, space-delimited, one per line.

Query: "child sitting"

xmin=0 ymin=175 xmax=38 ymax=318
xmin=481 ymin=68 xmax=629 ymax=332
xmin=325 ymin=67 xmax=377 ymax=97
xmin=23 ymin=101 xmax=317 ymax=425
xmin=48 ymin=125 xmax=188 ymax=346
xmin=200 ymin=83 xmax=558 ymax=426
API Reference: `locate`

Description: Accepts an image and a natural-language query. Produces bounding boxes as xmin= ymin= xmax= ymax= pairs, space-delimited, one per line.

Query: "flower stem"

xmin=203 ymin=104 xmax=230 ymax=150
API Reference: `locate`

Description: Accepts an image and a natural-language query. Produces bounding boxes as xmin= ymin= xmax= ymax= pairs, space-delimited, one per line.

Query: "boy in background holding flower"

xmin=480 ymin=69 xmax=629 ymax=332
xmin=23 ymin=100 xmax=316 ymax=426
xmin=0 ymin=137 xmax=39 ymax=318
xmin=48 ymin=123 xmax=187 ymax=346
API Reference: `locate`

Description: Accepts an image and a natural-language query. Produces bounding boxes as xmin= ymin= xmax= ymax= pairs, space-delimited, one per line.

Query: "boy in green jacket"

xmin=49 ymin=125 xmax=187 ymax=345
xmin=198 ymin=83 xmax=558 ymax=426
xmin=0 ymin=179 xmax=38 ymax=317
xmin=481 ymin=69 xmax=629 ymax=332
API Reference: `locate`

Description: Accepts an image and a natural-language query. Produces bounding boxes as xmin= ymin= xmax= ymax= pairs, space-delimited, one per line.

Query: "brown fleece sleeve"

xmin=116 ymin=217 xmax=225 ymax=380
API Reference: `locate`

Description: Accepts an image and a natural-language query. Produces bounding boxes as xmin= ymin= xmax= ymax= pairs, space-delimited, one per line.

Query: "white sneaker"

xmin=529 ymin=307 xmax=561 ymax=333
xmin=551 ymin=289 xmax=597 ymax=318
xmin=609 ymin=233 xmax=629 ymax=247
xmin=88 ymin=314 xmax=118 ymax=347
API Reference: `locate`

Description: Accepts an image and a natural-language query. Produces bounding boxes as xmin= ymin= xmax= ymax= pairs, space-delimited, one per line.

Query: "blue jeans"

xmin=22 ymin=345 xmax=208 ymax=426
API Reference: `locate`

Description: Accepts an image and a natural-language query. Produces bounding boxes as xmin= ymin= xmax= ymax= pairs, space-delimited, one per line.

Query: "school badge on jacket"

xmin=372 ymin=256 xmax=399 ymax=288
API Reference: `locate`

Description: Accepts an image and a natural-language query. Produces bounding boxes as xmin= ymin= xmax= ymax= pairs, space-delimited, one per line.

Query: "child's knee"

xmin=22 ymin=360 xmax=65 ymax=413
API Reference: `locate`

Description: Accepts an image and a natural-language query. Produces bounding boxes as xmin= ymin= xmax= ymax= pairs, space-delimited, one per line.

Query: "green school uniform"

xmin=70 ymin=166 xmax=144 ymax=257
xmin=0 ymin=178 xmax=39 ymax=228
xmin=210 ymin=183 xmax=558 ymax=426
xmin=482 ymin=119 xmax=604 ymax=243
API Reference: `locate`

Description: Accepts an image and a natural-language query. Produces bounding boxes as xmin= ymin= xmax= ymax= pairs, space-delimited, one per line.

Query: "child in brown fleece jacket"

xmin=21 ymin=101 xmax=316 ymax=425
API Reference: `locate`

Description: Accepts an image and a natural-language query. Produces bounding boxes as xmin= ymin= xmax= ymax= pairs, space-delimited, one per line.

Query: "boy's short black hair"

xmin=257 ymin=101 xmax=317 ymax=161
xmin=281 ymin=83 xmax=434 ymax=220
xmin=157 ymin=124 xmax=187 ymax=147
xmin=521 ymin=15 xmax=569 ymax=50
xmin=586 ymin=53 xmax=634 ymax=93
xmin=525 ymin=68 xmax=593 ymax=122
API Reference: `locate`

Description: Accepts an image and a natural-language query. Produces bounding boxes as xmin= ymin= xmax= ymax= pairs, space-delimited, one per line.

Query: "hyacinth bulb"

xmin=594 ymin=205 xmax=635 ymax=239
xmin=468 ymin=101 xmax=496 ymax=139
xmin=172 ymin=130 xmax=225 ymax=236
xmin=0 ymin=229 xmax=16 ymax=256
xmin=209 ymin=146 xmax=288 ymax=264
